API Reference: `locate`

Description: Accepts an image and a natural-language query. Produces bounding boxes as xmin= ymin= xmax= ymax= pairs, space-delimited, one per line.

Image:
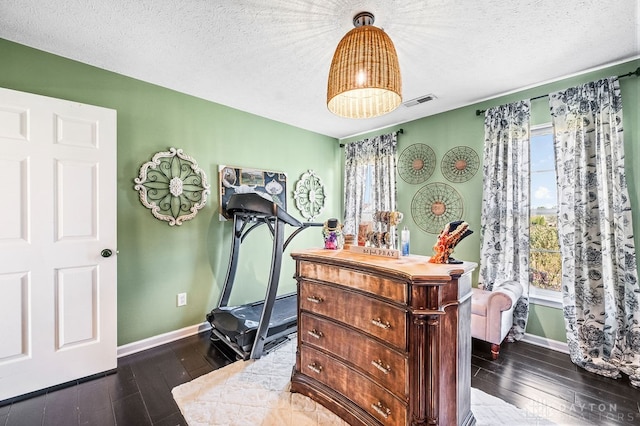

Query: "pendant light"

xmin=327 ymin=12 xmax=402 ymax=119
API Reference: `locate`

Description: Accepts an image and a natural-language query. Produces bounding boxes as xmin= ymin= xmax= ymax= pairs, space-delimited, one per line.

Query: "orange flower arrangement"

xmin=428 ymin=221 xmax=473 ymax=264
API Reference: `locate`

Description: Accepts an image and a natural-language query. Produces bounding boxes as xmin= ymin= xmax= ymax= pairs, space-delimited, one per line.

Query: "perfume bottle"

xmin=401 ymin=226 xmax=410 ymax=256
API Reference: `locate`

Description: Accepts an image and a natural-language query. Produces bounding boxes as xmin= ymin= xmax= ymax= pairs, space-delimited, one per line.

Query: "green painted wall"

xmin=341 ymin=59 xmax=640 ymax=343
xmin=1 ymin=39 xmax=341 ymax=345
xmin=3 ymin=37 xmax=638 ymax=346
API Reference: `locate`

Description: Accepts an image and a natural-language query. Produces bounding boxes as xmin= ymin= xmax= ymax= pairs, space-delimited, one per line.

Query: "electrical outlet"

xmin=177 ymin=292 xmax=187 ymax=307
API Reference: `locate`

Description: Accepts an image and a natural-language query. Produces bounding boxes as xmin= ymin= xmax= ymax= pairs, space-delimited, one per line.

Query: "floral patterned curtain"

xmin=343 ymin=132 xmax=398 ymax=235
xmin=549 ymin=77 xmax=640 ymax=387
xmin=479 ymin=100 xmax=531 ymax=341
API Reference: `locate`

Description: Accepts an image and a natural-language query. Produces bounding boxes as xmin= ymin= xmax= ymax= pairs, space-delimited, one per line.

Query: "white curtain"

xmin=479 ymin=100 xmax=531 ymax=341
xmin=549 ymin=76 xmax=640 ymax=387
xmin=343 ymin=132 xmax=398 ymax=235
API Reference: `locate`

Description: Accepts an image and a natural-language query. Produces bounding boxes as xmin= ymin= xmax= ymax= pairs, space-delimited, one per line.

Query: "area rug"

xmin=172 ymin=338 xmax=555 ymax=425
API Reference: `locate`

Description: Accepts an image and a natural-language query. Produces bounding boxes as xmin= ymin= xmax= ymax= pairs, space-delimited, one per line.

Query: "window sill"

xmin=529 ymin=287 xmax=562 ymax=309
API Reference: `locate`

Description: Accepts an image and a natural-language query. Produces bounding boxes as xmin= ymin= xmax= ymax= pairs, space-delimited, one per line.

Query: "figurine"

xmin=428 ymin=220 xmax=473 ymax=264
xmin=323 ymin=218 xmax=344 ymax=250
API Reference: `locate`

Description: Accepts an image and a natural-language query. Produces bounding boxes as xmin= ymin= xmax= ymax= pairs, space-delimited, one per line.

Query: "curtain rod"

xmin=339 ymin=128 xmax=403 ymax=148
xmin=474 ymin=66 xmax=640 ymax=116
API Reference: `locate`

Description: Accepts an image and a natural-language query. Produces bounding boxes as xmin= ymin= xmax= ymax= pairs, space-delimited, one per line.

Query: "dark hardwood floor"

xmin=471 ymin=340 xmax=639 ymax=425
xmin=0 ymin=332 xmax=234 ymax=426
xmin=1 ymin=332 xmax=638 ymax=425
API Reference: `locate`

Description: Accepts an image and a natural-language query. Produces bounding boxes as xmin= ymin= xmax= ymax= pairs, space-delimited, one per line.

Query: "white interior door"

xmin=0 ymin=87 xmax=117 ymax=401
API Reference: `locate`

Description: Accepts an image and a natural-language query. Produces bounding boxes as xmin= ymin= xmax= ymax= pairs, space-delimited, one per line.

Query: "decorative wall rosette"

xmin=441 ymin=146 xmax=479 ymax=183
xmin=398 ymin=143 xmax=436 ymax=184
xmin=134 ymin=148 xmax=210 ymax=226
xmin=411 ymin=182 xmax=464 ymax=233
xmin=293 ymin=169 xmax=325 ymax=221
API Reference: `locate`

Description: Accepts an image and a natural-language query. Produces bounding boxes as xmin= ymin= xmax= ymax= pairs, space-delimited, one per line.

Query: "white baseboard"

xmin=117 ymin=322 xmax=212 ymax=358
xmin=521 ymin=332 xmax=569 ymax=354
xmin=117 ymin=323 xmax=568 ymax=359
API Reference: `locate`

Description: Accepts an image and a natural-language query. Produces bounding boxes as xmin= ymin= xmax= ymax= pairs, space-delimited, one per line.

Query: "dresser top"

xmin=291 ymin=248 xmax=477 ymax=282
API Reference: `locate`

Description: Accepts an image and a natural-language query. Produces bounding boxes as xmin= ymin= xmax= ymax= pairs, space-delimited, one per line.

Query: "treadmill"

xmin=206 ymin=193 xmax=321 ymax=360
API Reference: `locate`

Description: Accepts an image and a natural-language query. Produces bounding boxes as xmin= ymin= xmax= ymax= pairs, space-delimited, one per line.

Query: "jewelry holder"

xmin=350 ymin=210 xmax=403 ymax=258
xmin=428 ymin=220 xmax=473 ymax=264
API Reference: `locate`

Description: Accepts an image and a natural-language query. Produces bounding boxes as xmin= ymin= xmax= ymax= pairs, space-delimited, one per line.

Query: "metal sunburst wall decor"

xmin=441 ymin=146 xmax=479 ymax=183
xmin=411 ymin=182 xmax=464 ymax=234
xmin=398 ymin=143 xmax=436 ymax=184
xmin=134 ymin=148 xmax=210 ymax=226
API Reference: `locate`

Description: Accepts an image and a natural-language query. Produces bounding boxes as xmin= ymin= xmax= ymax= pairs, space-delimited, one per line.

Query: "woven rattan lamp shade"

xmin=327 ymin=14 xmax=402 ymax=119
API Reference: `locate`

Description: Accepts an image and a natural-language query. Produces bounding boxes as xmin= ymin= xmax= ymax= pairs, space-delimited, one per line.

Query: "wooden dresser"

xmin=290 ymin=248 xmax=477 ymax=426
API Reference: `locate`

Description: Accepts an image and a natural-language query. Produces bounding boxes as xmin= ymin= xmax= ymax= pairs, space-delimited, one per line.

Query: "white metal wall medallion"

xmin=134 ymin=148 xmax=210 ymax=226
xmin=293 ymin=169 xmax=325 ymax=221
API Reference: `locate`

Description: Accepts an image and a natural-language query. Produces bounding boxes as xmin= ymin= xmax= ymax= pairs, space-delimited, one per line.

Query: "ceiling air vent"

xmin=403 ymin=94 xmax=437 ymax=107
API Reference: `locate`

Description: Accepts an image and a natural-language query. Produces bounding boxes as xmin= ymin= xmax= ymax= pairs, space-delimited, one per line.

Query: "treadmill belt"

xmin=209 ymin=293 xmax=297 ymax=352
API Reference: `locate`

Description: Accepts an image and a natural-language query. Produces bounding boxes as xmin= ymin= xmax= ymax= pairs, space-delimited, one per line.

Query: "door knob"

xmin=101 ymin=249 xmax=113 ymax=258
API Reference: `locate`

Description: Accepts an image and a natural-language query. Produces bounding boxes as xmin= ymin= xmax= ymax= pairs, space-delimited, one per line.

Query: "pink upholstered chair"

xmin=470 ymin=280 xmax=524 ymax=360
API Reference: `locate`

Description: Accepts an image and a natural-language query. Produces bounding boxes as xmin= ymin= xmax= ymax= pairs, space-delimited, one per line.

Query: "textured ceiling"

xmin=1 ymin=0 xmax=638 ymax=139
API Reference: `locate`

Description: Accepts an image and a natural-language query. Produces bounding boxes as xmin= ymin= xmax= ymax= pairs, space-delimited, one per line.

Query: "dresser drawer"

xmin=300 ymin=344 xmax=407 ymax=426
xmin=299 ymin=260 xmax=407 ymax=304
xmin=300 ymin=280 xmax=407 ymax=351
xmin=300 ymin=312 xmax=408 ymax=399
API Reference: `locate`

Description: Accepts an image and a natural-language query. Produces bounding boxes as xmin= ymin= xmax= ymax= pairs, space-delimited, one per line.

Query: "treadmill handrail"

xmin=225 ymin=193 xmax=302 ymax=227
xmin=211 ymin=192 xmax=323 ymax=359
xmin=283 ymin=222 xmax=323 ymax=250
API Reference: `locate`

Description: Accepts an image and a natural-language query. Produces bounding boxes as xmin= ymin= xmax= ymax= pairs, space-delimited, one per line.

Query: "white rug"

xmin=172 ymin=338 xmax=555 ymax=425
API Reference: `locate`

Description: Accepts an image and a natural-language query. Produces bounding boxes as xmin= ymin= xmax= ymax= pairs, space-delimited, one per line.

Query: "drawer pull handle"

xmin=307 ymin=329 xmax=323 ymax=339
xmin=306 ymin=296 xmax=323 ymax=304
xmin=371 ymin=318 xmax=391 ymax=329
xmin=371 ymin=359 xmax=391 ymax=374
xmin=307 ymin=362 xmax=323 ymax=374
xmin=371 ymin=401 xmax=391 ymax=419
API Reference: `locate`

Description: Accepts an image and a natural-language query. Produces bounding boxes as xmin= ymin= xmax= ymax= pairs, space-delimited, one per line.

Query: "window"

xmin=529 ymin=123 xmax=562 ymax=307
xmin=343 ymin=134 xmax=397 ymax=237
xmin=361 ymin=164 xmax=375 ymax=219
